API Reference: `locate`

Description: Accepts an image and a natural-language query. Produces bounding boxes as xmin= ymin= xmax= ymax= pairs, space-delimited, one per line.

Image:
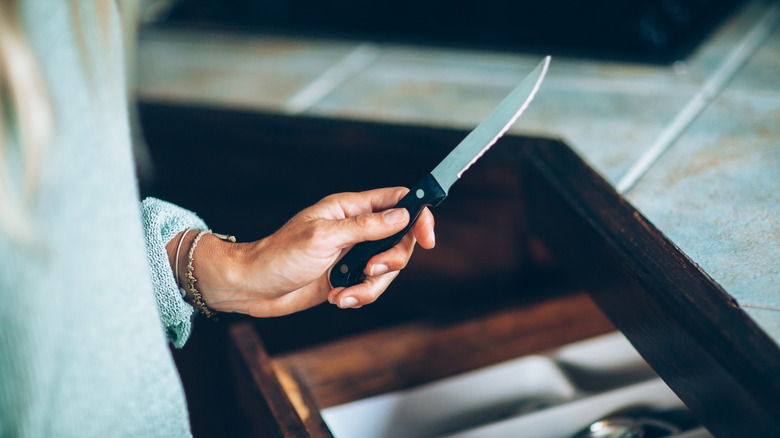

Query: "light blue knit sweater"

xmin=1 ymin=2 xmax=202 ymax=436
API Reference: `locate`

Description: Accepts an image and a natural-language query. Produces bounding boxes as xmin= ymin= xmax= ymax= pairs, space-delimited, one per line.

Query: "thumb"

xmin=329 ymin=208 xmax=410 ymax=249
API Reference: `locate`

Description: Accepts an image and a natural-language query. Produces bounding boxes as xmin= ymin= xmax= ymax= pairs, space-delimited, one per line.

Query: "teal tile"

xmin=307 ymin=1 xmax=775 ymax=184
xmin=628 ymin=93 xmax=780 ymax=332
xmin=309 ymin=71 xmax=519 ymax=126
xmin=745 ymin=308 xmax=780 ymax=345
xmin=725 ymin=13 xmax=780 ymax=94
xmin=668 ymin=0 xmax=777 ymax=84
xmin=511 ymin=87 xmax=693 ymax=185
xmin=311 ymin=46 xmax=696 ymax=184
xmin=135 ymin=28 xmax=360 ymax=108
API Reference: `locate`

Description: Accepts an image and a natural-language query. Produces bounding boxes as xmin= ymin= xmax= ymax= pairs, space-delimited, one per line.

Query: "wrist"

xmin=187 ymin=231 xmax=243 ymax=312
xmin=166 ymin=229 xmax=197 ymax=291
xmin=166 ymin=229 xmax=242 ymax=315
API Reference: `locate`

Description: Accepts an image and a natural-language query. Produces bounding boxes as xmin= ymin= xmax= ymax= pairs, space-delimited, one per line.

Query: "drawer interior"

xmin=320 ymin=332 xmax=701 ymax=438
xmin=138 ymin=102 xmax=780 ymax=437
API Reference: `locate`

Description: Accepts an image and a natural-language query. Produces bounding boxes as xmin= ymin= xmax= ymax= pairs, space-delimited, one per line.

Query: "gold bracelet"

xmin=185 ymin=229 xmax=236 ymax=319
xmin=174 ymin=228 xmax=194 ymax=298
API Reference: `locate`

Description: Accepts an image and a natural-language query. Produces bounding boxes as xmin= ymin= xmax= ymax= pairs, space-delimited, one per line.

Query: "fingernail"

xmin=429 ymin=229 xmax=436 ymax=247
xmin=370 ymin=264 xmax=389 ymax=276
xmin=383 ymin=208 xmax=406 ymax=225
xmin=340 ymin=296 xmax=359 ymax=308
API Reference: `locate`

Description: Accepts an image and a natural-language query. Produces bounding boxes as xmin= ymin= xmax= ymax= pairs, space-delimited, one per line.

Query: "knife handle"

xmin=329 ymin=174 xmax=447 ymax=288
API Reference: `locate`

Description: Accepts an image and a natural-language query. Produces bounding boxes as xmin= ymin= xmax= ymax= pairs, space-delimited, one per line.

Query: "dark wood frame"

xmin=523 ymin=142 xmax=780 ymax=436
xmin=139 ymin=101 xmax=780 ymax=437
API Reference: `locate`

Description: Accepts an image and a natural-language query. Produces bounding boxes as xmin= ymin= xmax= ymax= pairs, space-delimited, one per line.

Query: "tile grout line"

xmin=282 ymin=43 xmax=382 ymax=114
xmin=615 ymin=3 xmax=780 ymax=195
xmin=742 ymin=304 xmax=780 ymax=311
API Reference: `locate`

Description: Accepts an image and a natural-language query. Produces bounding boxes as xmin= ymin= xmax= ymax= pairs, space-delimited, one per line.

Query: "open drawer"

xmin=138 ymin=102 xmax=780 ymax=437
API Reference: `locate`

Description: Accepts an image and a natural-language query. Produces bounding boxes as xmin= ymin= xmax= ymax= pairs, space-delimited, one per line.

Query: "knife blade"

xmin=329 ymin=56 xmax=551 ymax=288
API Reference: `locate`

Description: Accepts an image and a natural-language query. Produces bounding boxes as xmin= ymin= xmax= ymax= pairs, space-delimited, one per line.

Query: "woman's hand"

xmin=168 ymin=187 xmax=435 ymax=317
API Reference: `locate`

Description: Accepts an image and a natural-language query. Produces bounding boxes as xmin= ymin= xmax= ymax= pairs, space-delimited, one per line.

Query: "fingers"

xmin=363 ymin=229 xmax=417 ymax=276
xmin=314 ymin=188 xmax=436 ymax=251
xmin=321 ymin=187 xmax=410 ymax=249
xmin=357 ymin=207 xmax=434 ymax=278
xmin=315 ymin=188 xmax=436 ymax=310
xmin=327 ymin=269 xmax=400 ymax=309
xmin=413 ymin=207 xmax=436 ymax=249
xmin=326 ymin=207 xmax=411 ymax=250
xmin=328 ymin=223 xmax=424 ymax=310
xmin=322 ymin=187 xmax=409 ymax=218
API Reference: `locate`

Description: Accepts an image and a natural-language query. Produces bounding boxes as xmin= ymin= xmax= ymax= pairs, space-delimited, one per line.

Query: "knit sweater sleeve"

xmin=140 ymin=197 xmax=207 ymax=348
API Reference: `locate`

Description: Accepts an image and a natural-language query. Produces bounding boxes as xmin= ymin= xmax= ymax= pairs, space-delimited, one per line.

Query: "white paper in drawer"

xmin=322 ymin=355 xmax=574 ymax=438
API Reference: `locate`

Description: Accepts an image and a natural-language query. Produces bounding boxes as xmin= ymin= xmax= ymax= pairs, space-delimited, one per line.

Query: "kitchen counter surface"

xmin=135 ymin=0 xmax=779 ymax=342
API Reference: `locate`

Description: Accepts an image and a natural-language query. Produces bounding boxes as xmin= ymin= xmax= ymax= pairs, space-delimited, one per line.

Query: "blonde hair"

xmin=0 ymin=0 xmax=144 ymax=242
xmin=0 ymin=0 xmax=54 ymax=242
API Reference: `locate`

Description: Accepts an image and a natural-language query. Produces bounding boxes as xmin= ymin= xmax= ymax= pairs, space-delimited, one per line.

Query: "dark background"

xmin=160 ymin=0 xmax=744 ymax=63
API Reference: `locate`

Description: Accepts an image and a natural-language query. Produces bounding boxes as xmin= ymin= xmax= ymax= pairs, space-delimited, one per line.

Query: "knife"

xmin=329 ymin=56 xmax=551 ymax=288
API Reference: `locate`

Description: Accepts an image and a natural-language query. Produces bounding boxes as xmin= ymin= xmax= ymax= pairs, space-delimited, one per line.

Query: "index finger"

xmin=330 ymin=187 xmax=410 ymax=218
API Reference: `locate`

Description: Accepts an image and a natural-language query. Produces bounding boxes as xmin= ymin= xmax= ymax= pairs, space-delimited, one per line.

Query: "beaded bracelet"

xmin=184 ymin=229 xmax=236 ymax=319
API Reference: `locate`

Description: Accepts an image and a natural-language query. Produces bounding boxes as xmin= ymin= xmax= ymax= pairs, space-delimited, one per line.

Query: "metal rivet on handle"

xmin=416 ymin=189 xmax=425 ymax=198
xmin=340 ymin=264 xmax=348 ymax=274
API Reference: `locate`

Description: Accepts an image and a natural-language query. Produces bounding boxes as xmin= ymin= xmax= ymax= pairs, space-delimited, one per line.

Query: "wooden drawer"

xmin=139 ymin=102 xmax=780 ymax=437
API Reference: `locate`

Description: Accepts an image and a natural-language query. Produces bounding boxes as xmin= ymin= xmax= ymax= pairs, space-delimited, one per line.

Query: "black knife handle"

xmin=329 ymin=174 xmax=447 ymax=288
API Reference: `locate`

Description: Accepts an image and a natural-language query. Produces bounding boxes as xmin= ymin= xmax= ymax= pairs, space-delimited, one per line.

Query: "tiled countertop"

xmin=135 ymin=1 xmax=779 ymax=342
